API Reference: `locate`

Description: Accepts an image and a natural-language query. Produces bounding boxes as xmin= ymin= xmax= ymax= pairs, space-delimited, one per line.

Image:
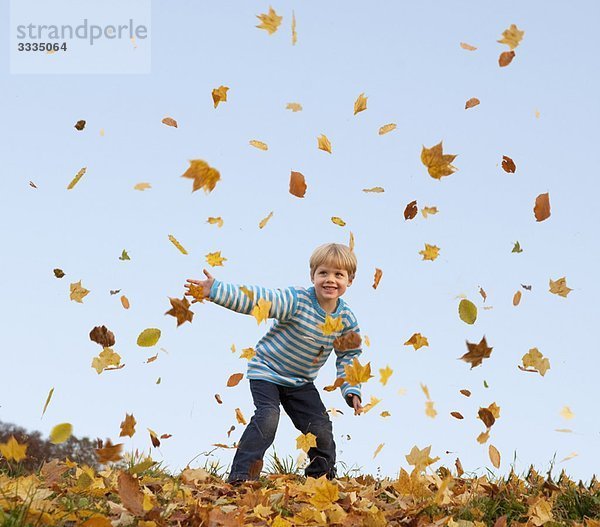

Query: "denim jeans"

xmin=227 ymin=379 xmax=337 ymax=482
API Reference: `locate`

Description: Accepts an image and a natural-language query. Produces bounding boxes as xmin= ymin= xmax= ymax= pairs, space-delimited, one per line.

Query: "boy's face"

xmin=311 ymin=264 xmax=353 ymax=303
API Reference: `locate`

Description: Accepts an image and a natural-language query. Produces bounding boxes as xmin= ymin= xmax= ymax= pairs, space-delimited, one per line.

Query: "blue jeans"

xmin=227 ymin=379 xmax=337 ymax=482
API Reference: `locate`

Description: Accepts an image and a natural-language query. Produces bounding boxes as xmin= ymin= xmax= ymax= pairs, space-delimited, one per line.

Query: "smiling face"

xmin=311 ymin=263 xmax=353 ymax=312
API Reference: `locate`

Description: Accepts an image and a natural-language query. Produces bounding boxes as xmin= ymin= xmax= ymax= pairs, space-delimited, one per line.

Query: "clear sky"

xmin=2 ymin=0 xmax=599 ymax=481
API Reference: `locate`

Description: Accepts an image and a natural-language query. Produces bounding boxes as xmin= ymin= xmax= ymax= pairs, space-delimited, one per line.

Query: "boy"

xmin=184 ymin=243 xmax=364 ymax=483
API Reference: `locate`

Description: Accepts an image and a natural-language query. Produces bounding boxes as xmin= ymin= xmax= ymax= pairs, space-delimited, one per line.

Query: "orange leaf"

xmin=465 ymin=97 xmax=480 ymax=109
xmin=227 ymin=373 xmax=244 ymax=387
xmin=117 ymin=471 xmax=145 ymax=516
xmin=502 ymin=155 xmax=516 ymax=173
xmin=534 ymin=193 xmax=551 ymax=222
xmin=499 ymin=50 xmax=515 ymax=67
xmin=289 ymin=171 xmax=307 ymax=197
xmin=372 ymin=268 xmax=383 ymax=289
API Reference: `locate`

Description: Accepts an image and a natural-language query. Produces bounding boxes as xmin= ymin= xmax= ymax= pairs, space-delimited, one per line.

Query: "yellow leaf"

xmin=425 ymin=401 xmax=437 ymax=418
xmin=331 ymin=216 xmax=346 ymax=227
xmin=560 ymin=406 xmax=575 ymax=420
xmin=419 ymin=243 xmax=440 ymax=261
xmin=70 ymin=280 xmax=90 ymax=303
xmin=235 ymin=408 xmax=247 ymax=425
xmin=344 ymin=358 xmax=373 ymax=386
xmin=549 ymin=277 xmax=572 ymax=297
xmin=50 ymin=423 xmax=73 ymax=444
xmin=206 ymin=251 xmax=227 ymax=267
xmin=249 ymin=140 xmax=268 ymax=151
xmin=67 ymin=167 xmax=87 ymax=189
xmin=91 ymin=347 xmax=122 ymax=374
xmin=353 ymin=93 xmax=368 ymax=115
xmin=296 ymin=432 xmax=317 ymax=452
xmin=361 ymin=395 xmax=381 ymax=413
xmin=317 ymin=134 xmax=332 ymax=153
xmin=560 ymin=452 xmax=578 ymax=462
xmin=211 ymin=85 xmax=229 ymax=108
xmin=181 ymin=159 xmax=221 ymax=193
xmin=168 ymin=234 xmax=188 ymax=255
xmin=318 ymin=314 xmax=343 ymax=335
xmin=529 ymin=497 xmax=553 ymax=526
xmin=137 ymin=328 xmax=161 ymax=347
xmin=286 ymin=102 xmax=302 ymax=112
xmin=256 ymin=7 xmax=282 ymax=34
xmin=498 ymin=24 xmax=525 ymax=50
xmin=405 ymin=445 xmax=440 ymax=472
xmin=420 ymin=383 xmax=431 ymax=400
xmin=253 ymin=503 xmax=273 ymax=519
xmin=364 ymin=335 xmax=370 ymax=346
xmin=349 ymin=231 xmax=355 ymax=251
xmin=309 ymin=477 xmax=339 ymax=509
xmin=0 ymin=436 xmax=28 ymax=462
xmin=362 ymin=186 xmax=385 ymax=193
xmin=272 ymin=516 xmax=293 ymax=527
xmin=291 ymin=10 xmax=297 ymax=45
xmin=458 ymin=299 xmax=478 ymax=324
xmin=240 ymin=347 xmax=256 ymax=360
xmin=251 ymin=298 xmax=271 ymax=324
xmin=380 ymin=411 xmax=391 ymax=417
xmin=239 ymin=286 xmax=255 ymax=302
xmin=378 ymin=123 xmax=397 ymax=135
xmin=379 ymin=365 xmax=393 ymax=386
xmin=41 ymin=387 xmax=54 ymax=418
xmin=404 ymin=332 xmax=429 ymax=350
xmin=421 ymin=206 xmax=438 ymax=218
xmin=421 ymin=141 xmax=457 ymax=179
xmin=207 ymin=216 xmax=223 ymax=227
xmin=134 ymin=182 xmax=151 ymax=191
xmin=522 ymin=347 xmax=551 ymax=376
xmin=489 ymin=444 xmax=501 ymax=468
xmin=258 ymin=211 xmax=274 ymax=229
xmin=477 ymin=430 xmax=490 ymax=444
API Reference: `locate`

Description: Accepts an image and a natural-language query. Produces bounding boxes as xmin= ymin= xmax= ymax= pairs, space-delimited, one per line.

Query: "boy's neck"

xmin=317 ymin=297 xmax=338 ymax=314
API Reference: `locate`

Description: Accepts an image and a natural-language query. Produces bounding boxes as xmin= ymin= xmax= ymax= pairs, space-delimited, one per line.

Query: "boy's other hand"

xmin=348 ymin=394 xmax=363 ymax=416
xmin=184 ymin=269 xmax=215 ymax=303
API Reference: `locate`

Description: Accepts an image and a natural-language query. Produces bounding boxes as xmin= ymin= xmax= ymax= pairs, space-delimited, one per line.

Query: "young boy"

xmin=184 ymin=243 xmax=364 ymax=483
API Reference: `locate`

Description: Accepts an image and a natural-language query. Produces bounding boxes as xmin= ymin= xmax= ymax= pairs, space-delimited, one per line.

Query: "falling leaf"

xmin=421 ymin=206 xmax=438 ymax=218
xmin=165 ymin=297 xmax=194 ymax=326
xmin=331 ymin=217 xmax=346 ymax=227
xmin=451 ymin=412 xmax=464 ymax=420
xmin=41 ymin=388 xmax=54 ymax=418
xmin=29 ymin=180 xmax=38 ymax=188
xmin=560 ymin=452 xmax=578 ymax=462
xmin=323 ymin=377 xmax=345 ymax=392
xmin=419 ymin=244 xmax=440 ymax=261
xmin=498 ymin=24 xmax=525 ymax=49
xmin=380 ymin=411 xmax=391 ymax=418
xmin=0 ymin=436 xmax=28 ymax=462
xmin=404 ymin=333 xmax=429 ymax=350
xmin=373 ymin=268 xmax=383 ymax=289
xmin=289 ymin=170 xmax=307 ymax=197
xmin=291 ymin=10 xmax=297 ymax=45
xmin=555 ymin=429 xmax=572 ymax=433
xmin=137 ymin=328 xmax=161 ymax=347
xmin=317 ymin=134 xmax=332 ymax=153
xmin=120 ymin=414 xmax=136 ymax=437
xmin=420 ymin=383 xmax=431 ymax=400
xmin=378 ymin=123 xmax=397 ymax=135
xmin=227 ymin=373 xmax=244 ymax=387
xmin=404 ymin=200 xmax=418 ymax=220
xmin=513 ymin=290 xmax=522 ymax=306
xmin=134 ymin=182 xmax=151 ymax=191
xmin=460 ymin=336 xmax=493 ymax=368
xmin=460 ymin=42 xmax=477 ymax=50
xmin=499 ymin=50 xmax=516 ymax=67
xmin=458 ymin=299 xmax=477 ymax=325
xmin=549 ymin=277 xmax=572 ymax=297
xmin=96 ymin=439 xmax=123 ymax=464
xmin=318 ymin=314 xmax=343 ymax=335
xmin=521 ymin=348 xmax=550 ymax=376
xmin=373 ymin=443 xmax=384 ymax=459
xmin=91 ymin=347 xmax=123 ymax=374
xmin=181 ymin=159 xmax=221 ymax=193
xmin=465 ymin=98 xmax=480 ymax=109
xmin=560 ymin=406 xmax=574 ymax=420
xmin=405 ymin=445 xmax=440 ymax=472
xmin=168 ymin=234 xmax=188 ymax=254
xmin=110 ymin=289 xmax=120 ymax=295
xmin=361 ymin=395 xmax=381 ymax=413
xmin=362 ymin=186 xmax=385 ymax=193
xmin=53 ymin=268 xmax=65 ymax=278
xmin=379 ymin=366 xmax=393 ymax=386
xmin=256 ymin=7 xmax=282 ymax=34
xmin=235 ymin=408 xmax=247 ymax=425
xmin=259 ymin=211 xmax=274 ymax=229
xmin=344 ymin=358 xmax=373 ymax=386
xmin=425 ymin=401 xmax=437 ymax=418
xmin=460 ymin=389 xmax=471 ymax=397
xmin=206 ymin=251 xmax=227 ymax=267
xmin=296 ymin=432 xmax=317 ymax=452
xmin=240 ymin=347 xmax=256 ymax=360
xmin=535 ymin=109 xmax=541 ymax=118
xmin=512 ymin=241 xmax=523 ymax=253
xmin=477 ymin=430 xmax=490 ymax=444
xmin=207 ymin=216 xmax=224 ymax=228
xmin=421 ymin=141 xmax=457 ymax=180
xmin=489 ymin=445 xmax=501 ymax=468
xmin=353 ymin=93 xmax=368 ymax=115
xmin=146 ymin=353 xmax=158 ymax=363
xmin=148 ymin=428 xmax=160 ymax=447
xmin=50 ymin=423 xmax=73 ymax=444
xmin=286 ymin=102 xmax=302 ymax=112
xmin=251 ymin=298 xmax=272 ymax=324
xmin=161 ymin=117 xmax=178 ymax=128
xmin=333 ymin=331 xmax=361 ymax=351
xmin=74 ymin=120 xmax=86 ymax=131
xmin=67 ymin=167 xmax=87 ymax=189
xmin=502 ymin=156 xmax=516 ymax=173
xmin=121 ymin=295 xmax=130 ymax=309
xmin=70 ymin=280 xmax=90 ymax=303
xmin=479 ymin=287 xmax=487 ymax=302
xmin=249 ymin=140 xmax=268 ymax=151
xmin=211 ymin=86 xmax=229 ymax=108
xmin=215 ymin=394 xmax=222 ymax=404
xmin=90 ymin=325 xmax=116 ymax=348
xmin=522 ymin=284 xmax=532 ymax=291
xmin=478 ymin=407 xmax=496 ymax=428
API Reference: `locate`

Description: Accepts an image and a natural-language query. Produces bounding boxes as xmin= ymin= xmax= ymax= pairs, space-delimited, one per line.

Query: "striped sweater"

xmin=209 ymin=280 xmax=362 ymax=407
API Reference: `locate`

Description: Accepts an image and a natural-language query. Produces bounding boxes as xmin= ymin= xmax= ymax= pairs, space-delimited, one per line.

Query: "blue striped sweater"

xmin=209 ymin=280 xmax=362 ymax=407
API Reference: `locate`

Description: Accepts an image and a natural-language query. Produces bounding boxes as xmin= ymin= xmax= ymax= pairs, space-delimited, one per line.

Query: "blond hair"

xmin=309 ymin=243 xmax=357 ymax=281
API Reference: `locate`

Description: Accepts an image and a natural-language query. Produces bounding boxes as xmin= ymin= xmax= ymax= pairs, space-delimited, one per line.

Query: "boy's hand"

xmin=348 ymin=394 xmax=363 ymax=416
xmin=184 ymin=269 xmax=215 ymax=304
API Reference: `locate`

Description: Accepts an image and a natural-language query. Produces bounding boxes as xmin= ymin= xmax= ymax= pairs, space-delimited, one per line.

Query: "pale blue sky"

xmin=2 ymin=0 xmax=599 ymax=480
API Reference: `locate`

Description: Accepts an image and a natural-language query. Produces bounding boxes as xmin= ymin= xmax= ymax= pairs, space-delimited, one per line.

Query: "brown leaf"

xmin=74 ymin=120 xmax=86 ymax=131
xmin=117 ymin=471 xmax=145 ymax=516
xmin=478 ymin=408 xmax=496 ymax=428
xmin=460 ymin=336 xmax=493 ymax=369
xmin=53 ymin=268 xmax=65 ymax=278
xmin=227 ymin=373 xmax=244 ymax=387
xmin=489 ymin=444 xmax=501 ymax=468
xmin=215 ymin=394 xmax=223 ymax=404
xmin=226 ymin=425 xmax=235 ymax=438
xmin=502 ymin=155 xmax=516 ymax=173
xmin=120 ymin=295 xmax=130 ymax=309
xmin=460 ymin=389 xmax=472 ymax=397
xmin=148 ymin=429 xmax=160 ymax=447
xmin=513 ymin=290 xmax=522 ymax=306
xmin=451 ymin=412 xmax=464 ymax=420
xmin=29 ymin=180 xmax=38 ymax=188
xmin=40 ymin=459 xmax=69 ymax=484
xmin=119 ymin=414 xmax=137 ymax=437
xmin=499 ymin=50 xmax=516 ymax=67
xmin=95 ymin=438 xmax=123 ymax=464
xmin=455 ymin=457 xmax=464 ymax=476
xmin=372 ymin=268 xmax=383 ymax=289
xmin=289 ymin=171 xmax=307 ymax=198
xmin=493 ymin=516 xmax=507 ymax=527
xmin=248 ymin=459 xmax=263 ymax=479
xmin=333 ymin=332 xmax=362 ymax=352
xmin=162 ymin=117 xmax=178 ymax=128
xmin=89 ymin=325 xmax=116 ymax=348
xmin=404 ymin=200 xmax=418 ymax=220
xmin=465 ymin=97 xmax=480 ymax=109
xmin=165 ymin=296 xmax=194 ymax=327
xmin=534 ymin=192 xmax=551 ymax=222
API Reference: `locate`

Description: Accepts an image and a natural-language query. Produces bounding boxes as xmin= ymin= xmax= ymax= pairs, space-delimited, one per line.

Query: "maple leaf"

xmin=134 ymin=182 xmax=151 ymax=191
xmin=499 ymin=50 xmax=516 ymax=67
xmin=50 ymin=423 xmax=72 ymax=444
xmin=378 ymin=123 xmax=397 ymax=135
xmin=465 ymin=97 xmax=480 ymax=109
xmin=353 ymin=93 xmax=368 ymax=115
xmin=258 ymin=211 xmax=274 ymax=229
xmin=96 ymin=438 xmax=123 ymax=464
xmin=460 ymin=336 xmax=493 ymax=368
xmin=498 ymin=24 xmax=525 ymax=49
xmin=372 ymin=268 xmax=383 ymax=289
xmin=161 ymin=116 xmax=177 ymax=127
xmin=256 ymin=7 xmax=282 ymax=34
xmin=286 ymin=102 xmax=302 ymax=112
xmin=249 ymin=140 xmax=268 ymax=151
xmin=317 ymin=134 xmax=332 ymax=153
xmin=207 ymin=216 xmax=224 ymax=227
xmin=333 ymin=331 xmax=361 ymax=351
xmin=502 ymin=155 xmax=516 ymax=173
xmin=289 ymin=170 xmax=307 ymax=198
xmin=137 ymin=328 xmax=161 ymax=347
xmin=549 ymin=277 xmax=572 ymax=297
xmin=404 ymin=200 xmax=418 ymax=220
xmin=187 ymin=283 xmax=207 ymax=303
xmin=361 ymin=395 xmax=381 ymax=414
xmin=165 ymin=297 xmax=194 ymax=327
xmin=67 ymin=167 xmax=87 ymax=189
xmin=0 ymin=436 xmax=28 ymax=462
xmin=521 ymin=348 xmax=550 ymax=376
xmin=181 ymin=159 xmax=221 ymax=193
xmin=404 ymin=332 xmax=429 ymax=350
xmin=235 ymin=408 xmax=247 ymax=425
xmin=168 ymin=234 xmax=188 ymax=254
xmin=419 ymin=244 xmax=440 ymax=261
xmin=421 ymin=141 xmax=457 ymax=179
xmin=227 ymin=373 xmax=244 ymax=387
xmin=309 ymin=476 xmax=339 ymax=509
xmin=90 ymin=325 xmax=116 ymax=348
xmin=70 ymin=280 xmax=90 ymax=302
xmin=296 ymin=432 xmax=317 ymax=452
xmin=405 ymin=445 xmax=440 ymax=472
xmin=478 ymin=407 xmax=496 ymax=428
xmin=318 ymin=314 xmax=343 ymax=335
xmin=458 ymin=299 xmax=477 ymax=324
xmin=92 ymin=347 xmax=122 ymax=374
xmin=421 ymin=206 xmax=438 ymax=218
xmin=240 ymin=347 xmax=256 ymax=360
xmin=120 ymin=414 xmax=137 ymax=437
xmin=206 ymin=251 xmax=227 ymax=267
xmin=379 ymin=366 xmax=393 ymax=386
xmin=211 ymin=85 xmax=229 ymax=108
xmin=331 ymin=216 xmax=346 ymax=227
xmin=251 ymin=298 xmax=272 ymax=324
xmin=344 ymin=358 xmax=373 ymax=386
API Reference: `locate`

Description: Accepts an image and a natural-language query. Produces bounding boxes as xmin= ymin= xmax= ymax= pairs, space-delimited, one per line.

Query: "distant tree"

xmin=0 ymin=420 xmax=99 ymax=474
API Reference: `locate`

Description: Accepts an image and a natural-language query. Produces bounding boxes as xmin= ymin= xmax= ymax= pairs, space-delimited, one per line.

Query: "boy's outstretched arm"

xmin=184 ymin=269 xmax=214 ymax=302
